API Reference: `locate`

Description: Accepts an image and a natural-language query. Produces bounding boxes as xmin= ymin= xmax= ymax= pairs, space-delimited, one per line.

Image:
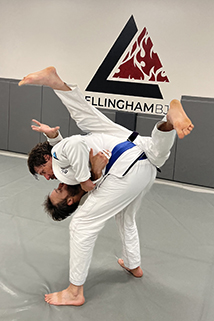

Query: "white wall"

xmin=0 ymin=0 xmax=214 ymax=113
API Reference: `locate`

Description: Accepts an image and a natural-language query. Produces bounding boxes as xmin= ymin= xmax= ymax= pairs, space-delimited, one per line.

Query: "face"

xmin=50 ymin=183 xmax=70 ymax=205
xmin=34 ymin=155 xmax=56 ymax=180
xmin=49 ymin=183 xmax=84 ymax=206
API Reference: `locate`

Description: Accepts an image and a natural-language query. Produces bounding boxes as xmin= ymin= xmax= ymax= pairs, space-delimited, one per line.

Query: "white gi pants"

xmin=54 ymin=87 xmax=176 ymax=286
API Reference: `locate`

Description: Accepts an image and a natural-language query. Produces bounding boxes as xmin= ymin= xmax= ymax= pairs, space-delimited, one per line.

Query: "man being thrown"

xmin=19 ymin=66 xmax=194 ymax=306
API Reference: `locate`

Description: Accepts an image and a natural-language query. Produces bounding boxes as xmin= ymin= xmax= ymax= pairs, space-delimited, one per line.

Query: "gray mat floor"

xmin=1 ymin=152 xmax=214 ymax=321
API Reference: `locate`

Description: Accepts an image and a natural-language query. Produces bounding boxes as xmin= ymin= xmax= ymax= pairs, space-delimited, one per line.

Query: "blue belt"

xmin=105 ymin=140 xmax=147 ymax=176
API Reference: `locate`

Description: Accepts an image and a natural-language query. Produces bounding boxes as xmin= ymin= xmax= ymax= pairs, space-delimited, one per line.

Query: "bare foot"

xmin=167 ymin=99 xmax=194 ymax=139
xmin=44 ymin=284 xmax=85 ymax=306
xmin=118 ymin=258 xmax=143 ymax=278
xmin=18 ymin=66 xmax=70 ymax=91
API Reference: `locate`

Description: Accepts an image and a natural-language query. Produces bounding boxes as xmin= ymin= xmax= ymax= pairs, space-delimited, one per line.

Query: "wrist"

xmin=91 ymin=171 xmax=101 ymax=181
xmin=44 ymin=131 xmax=59 ymax=139
xmin=51 ymin=132 xmax=59 ymax=138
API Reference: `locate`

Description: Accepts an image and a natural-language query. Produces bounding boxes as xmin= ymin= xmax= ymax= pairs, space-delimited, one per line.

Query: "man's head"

xmin=28 ymin=142 xmax=55 ymax=180
xmin=44 ymin=183 xmax=85 ymax=221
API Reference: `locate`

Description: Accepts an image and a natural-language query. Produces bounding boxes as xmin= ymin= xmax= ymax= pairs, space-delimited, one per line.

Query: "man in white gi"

xmin=19 ymin=66 xmax=194 ymax=306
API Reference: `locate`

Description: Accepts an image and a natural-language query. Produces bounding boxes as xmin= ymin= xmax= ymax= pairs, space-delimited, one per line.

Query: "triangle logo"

xmin=86 ymin=16 xmax=169 ymax=99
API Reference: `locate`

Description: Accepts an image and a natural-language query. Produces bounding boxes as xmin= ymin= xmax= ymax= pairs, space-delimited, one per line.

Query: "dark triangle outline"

xmin=86 ymin=15 xmax=163 ymax=99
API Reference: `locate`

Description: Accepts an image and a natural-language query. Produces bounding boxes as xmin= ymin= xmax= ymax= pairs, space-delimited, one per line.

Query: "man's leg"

xmin=116 ymin=103 xmax=194 ymax=274
xmin=135 ymin=99 xmax=194 ymax=170
xmin=19 ymin=66 xmax=131 ymax=138
xmin=115 ymin=194 xmax=143 ymax=278
xmin=115 ymin=174 xmax=155 ymax=277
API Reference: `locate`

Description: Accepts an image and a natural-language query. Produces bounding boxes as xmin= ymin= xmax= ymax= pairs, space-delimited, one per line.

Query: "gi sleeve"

xmin=46 ymin=131 xmax=63 ymax=146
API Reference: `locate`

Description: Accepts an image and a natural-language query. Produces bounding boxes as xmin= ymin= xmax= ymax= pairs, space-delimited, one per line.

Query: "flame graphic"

xmin=113 ymin=28 xmax=169 ymax=83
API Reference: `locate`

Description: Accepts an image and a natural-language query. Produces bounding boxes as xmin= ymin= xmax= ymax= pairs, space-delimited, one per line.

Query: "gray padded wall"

xmin=69 ymin=118 xmax=84 ymax=136
xmin=98 ymin=109 xmax=116 ymax=123
xmin=115 ymin=110 xmax=137 ymax=131
xmin=174 ymin=96 xmax=214 ymax=188
xmin=8 ymin=81 xmax=42 ymax=154
xmin=136 ymin=114 xmax=177 ymax=180
xmin=1 ymin=77 xmax=214 ymax=188
xmin=0 ymin=80 xmax=9 ymax=150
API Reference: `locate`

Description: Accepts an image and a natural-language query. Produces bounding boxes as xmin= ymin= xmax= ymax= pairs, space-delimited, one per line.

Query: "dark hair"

xmin=43 ymin=184 xmax=82 ymax=221
xmin=44 ymin=196 xmax=80 ymax=221
xmin=28 ymin=141 xmax=53 ymax=177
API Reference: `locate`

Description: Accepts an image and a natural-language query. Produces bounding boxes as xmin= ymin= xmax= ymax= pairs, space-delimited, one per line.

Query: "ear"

xmin=44 ymin=154 xmax=51 ymax=162
xmin=67 ymin=197 xmax=74 ymax=206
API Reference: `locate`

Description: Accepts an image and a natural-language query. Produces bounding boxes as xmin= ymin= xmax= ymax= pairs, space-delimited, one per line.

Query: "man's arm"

xmin=80 ymin=179 xmax=95 ymax=192
xmin=77 ymin=149 xmax=111 ymax=191
xmin=31 ymin=119 xmax=63 ymax=145
xmin=89 ymin=149 xmax=111 ymax=181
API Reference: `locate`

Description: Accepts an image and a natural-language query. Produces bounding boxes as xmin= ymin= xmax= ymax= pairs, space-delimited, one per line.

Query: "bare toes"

xmin=183 ymin=128 xmax=191 ymax=136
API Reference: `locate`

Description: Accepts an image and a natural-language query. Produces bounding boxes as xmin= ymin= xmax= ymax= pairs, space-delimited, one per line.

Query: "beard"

xmin=66 ymin=184 xmax=82 ymax=197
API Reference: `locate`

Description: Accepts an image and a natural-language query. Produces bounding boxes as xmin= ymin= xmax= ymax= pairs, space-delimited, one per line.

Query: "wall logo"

xmin=86 ymin=15 xmax=169 ymax=100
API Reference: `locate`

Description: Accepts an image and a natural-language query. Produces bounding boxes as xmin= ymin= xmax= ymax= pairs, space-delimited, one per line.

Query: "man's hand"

xmin=89 ymin=148 xmax=111 ymax=181
xmin=80 ymin=179 xmax=96 ymax=192
xmin=31 ymin=119 xmax=60 ymax=138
